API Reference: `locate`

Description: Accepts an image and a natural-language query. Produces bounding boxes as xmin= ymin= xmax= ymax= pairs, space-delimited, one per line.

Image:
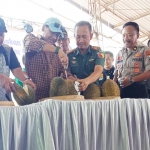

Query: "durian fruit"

xmin=13 ymin=83 xmax=30 ymax=105
xmin=13 ymin=83 xmax=36 ymax=105
xmin=50 ymin=77 xmax=78 ymax=97
xmin=65 ymin=79 xmax=78 ymax=95
xmin=102 ymin=76 xmax=120 ymax=97
xmin=50 ymin=77 xmax=67 ymax=97
xmin=23 ymin=84 xmax=36 ymax=103
xmin=84 ymin=83 xmax=101 ymax=99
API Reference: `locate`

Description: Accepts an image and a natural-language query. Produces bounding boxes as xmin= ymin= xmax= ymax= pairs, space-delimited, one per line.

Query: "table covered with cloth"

xmin=0 ymin=98 xmax=150 ymax=150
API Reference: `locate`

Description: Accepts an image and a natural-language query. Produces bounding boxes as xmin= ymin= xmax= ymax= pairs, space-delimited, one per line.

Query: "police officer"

xmin=67 ymin=21 xmax=105 ymax=91
xmin=0 ymin=18 xmax=36 ymax=101
xmin=113 ymin=22 xmax=150 ymax=98
xmin=99 ymin=51 xmax=115 ymax=86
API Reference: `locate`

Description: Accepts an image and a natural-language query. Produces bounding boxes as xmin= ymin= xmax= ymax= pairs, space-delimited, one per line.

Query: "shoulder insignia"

xmin=67 ymin=48 xmax=76 ymax=54
xmin=91 ymin=46 xmax=102 ymax=51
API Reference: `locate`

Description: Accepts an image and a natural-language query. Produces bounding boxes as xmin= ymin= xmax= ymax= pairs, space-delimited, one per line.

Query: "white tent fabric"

xmin=0 ymin=0 xmax=123 ymax=52
xmin=0 ymin=99 xmax=150 ymax=150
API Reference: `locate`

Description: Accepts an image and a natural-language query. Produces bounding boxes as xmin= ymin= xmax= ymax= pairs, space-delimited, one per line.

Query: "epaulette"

xmin=67 ymin=48 xmax=76 ymax=54
xmin=91 ymin=46 xmax=102 ymax=51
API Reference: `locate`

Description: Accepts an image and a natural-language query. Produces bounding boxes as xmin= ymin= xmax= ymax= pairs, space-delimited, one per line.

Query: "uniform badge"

xmin=134 ymin=62 xmax=140 ymax=67
xmin=97 ymin=52 xmax=104 ymax=58
xmin=133 ymin=46 xmax=137 ymax=51
xmin=92 ymin=46 xmax=100 ymax=50
xmin=71 ymin=61 xmax=76 ymax=64
xmin=134 ymin=52 xmax=142 ymax=58
xmin=72 ymin=57 xmax=76 ymax=59
xmin=134 ymin=68 xmax=140 ymax=73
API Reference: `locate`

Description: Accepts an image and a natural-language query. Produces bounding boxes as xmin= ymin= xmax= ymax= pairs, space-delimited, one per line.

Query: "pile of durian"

xmin=50 ymin=76 xmax=120 ymax=99
xmin=13 ymin=76 xmax=120 ymax=104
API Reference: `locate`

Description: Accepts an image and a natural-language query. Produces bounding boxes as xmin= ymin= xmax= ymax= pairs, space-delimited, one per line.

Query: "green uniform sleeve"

xmin=95 ymin=51 xmax=105 ymax=67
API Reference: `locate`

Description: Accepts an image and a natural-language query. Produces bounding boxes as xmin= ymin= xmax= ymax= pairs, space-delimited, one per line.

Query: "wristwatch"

xmin=129 ymin=76 xmax=134 ymax=84
xmin=55 ymin=46 xmax=61 ymax=54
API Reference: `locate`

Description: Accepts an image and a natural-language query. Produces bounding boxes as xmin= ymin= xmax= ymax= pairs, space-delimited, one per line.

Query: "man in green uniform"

xmin=67 ymin=21 xmax=105 ymax=91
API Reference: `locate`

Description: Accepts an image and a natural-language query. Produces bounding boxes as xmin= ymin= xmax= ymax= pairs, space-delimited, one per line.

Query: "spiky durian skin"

xmin=84 ymin=83 xmax=101 ymax=99
xmin=102 ymin=79 xmax=120 ymax=96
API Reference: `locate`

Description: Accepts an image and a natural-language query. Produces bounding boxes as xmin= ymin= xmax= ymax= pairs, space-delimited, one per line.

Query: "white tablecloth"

xmin=0 ymin=99 xmax=150 ymax=150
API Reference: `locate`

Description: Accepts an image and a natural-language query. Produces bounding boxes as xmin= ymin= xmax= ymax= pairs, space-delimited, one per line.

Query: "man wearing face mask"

xmin=23 ymin=17 xmax=68 ymax=101
xmin=113 ymin=22 xmax=150 ymax=98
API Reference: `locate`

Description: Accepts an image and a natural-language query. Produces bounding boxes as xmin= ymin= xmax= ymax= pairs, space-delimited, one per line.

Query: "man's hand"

xmin=0 ymin=74 xmax=16 ymax=93
xmin=77 ymin=79 xmax=90 ymax=91
xmin=58 ymin=49 xmax=68 ymax=67
xmin=120 ymin=77 xmax=130 ymax=88
xmin=23 ymin=79 xmax=37 ymax=90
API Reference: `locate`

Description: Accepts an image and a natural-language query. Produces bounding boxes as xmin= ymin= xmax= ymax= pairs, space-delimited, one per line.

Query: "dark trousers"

xmin=148 ymin=89 xmax=150 ymax=98
xmin=121 ymin=83 xmax=148 ymax=98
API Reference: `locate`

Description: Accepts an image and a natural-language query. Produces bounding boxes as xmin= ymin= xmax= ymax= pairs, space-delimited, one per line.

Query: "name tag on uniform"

xmin=89 ymin=58 xmax=94 ymax=62
xmin=132 ymin=58 xmax=142 ymax=61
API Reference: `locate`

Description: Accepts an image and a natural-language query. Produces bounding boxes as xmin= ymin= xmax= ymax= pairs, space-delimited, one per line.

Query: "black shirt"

xmin=99 ymin=66 xmax=115 ymax=86
xmin=0 ymin=45 xmax=20 ymax=70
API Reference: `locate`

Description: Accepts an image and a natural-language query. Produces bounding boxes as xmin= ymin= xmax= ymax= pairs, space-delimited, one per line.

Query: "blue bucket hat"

xmin=0 ymin=18 xmax=7 ymax=33
xmin=45 ymin=17 xmax=63 ymax=34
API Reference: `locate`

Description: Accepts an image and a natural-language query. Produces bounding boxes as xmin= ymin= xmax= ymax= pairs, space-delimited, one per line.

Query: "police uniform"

xmin=115 ymin=45 xmax=150 ymax=98
xmin=67 ymin=45 xmax=105 ymax=85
